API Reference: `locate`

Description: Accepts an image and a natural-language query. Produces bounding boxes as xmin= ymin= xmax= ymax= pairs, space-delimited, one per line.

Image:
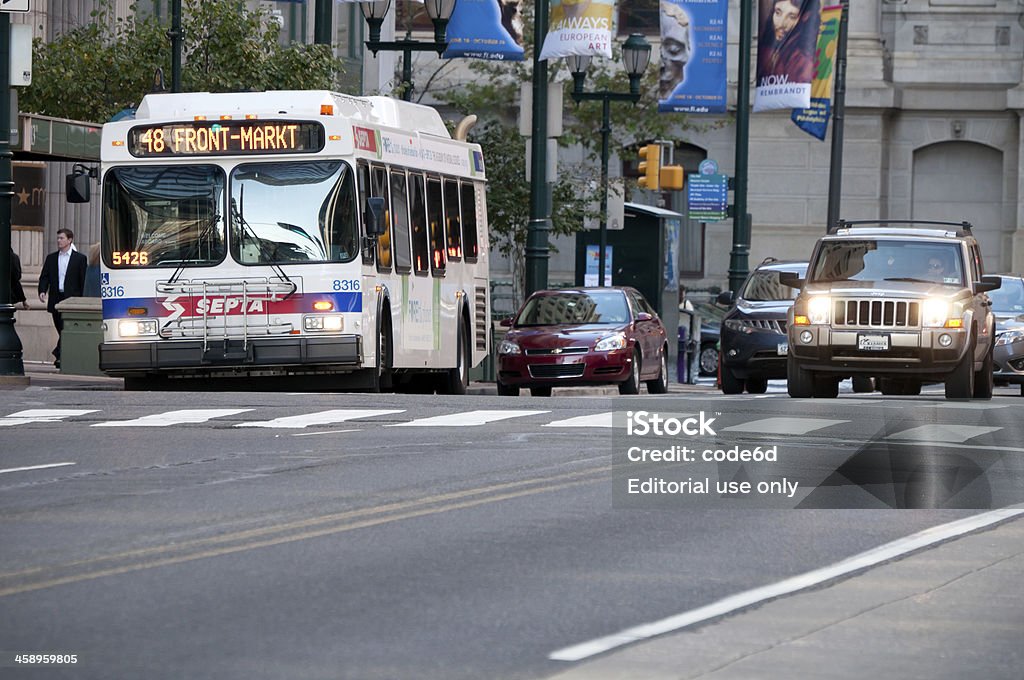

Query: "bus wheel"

xmin=372 ymin=311 xmax=393 ymax=393
xmin=444 ymin=322 xmax=469 ymax=395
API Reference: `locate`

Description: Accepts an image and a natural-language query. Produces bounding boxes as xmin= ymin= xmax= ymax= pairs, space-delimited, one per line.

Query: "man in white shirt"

xmin=38 ymin=229 xmax=88 ymax=368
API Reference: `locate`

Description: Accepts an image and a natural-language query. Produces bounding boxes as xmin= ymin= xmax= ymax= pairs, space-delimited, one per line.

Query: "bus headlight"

xmin=922 ymin=298 xmax=950 ymax=328
xmin=119 ymin=319 xmax=158 ymax=337
xmin=807 ymin=296 xmax=830 ymax=325
xmin=304 ymin=315 xmax=344 ymax=331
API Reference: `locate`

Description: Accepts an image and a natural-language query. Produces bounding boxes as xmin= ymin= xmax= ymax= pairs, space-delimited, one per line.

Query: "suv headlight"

xmin=498 ymin=338 xmax=521 ymax=355
xmin=996 ymin=329 xmax=1024 ymax=346
xmin=724 ymin=319 xmax=755 ymax=334
xmin=922 ymin=298 xmax=950 ymax=328
xmin=807 ymin=296 xmax=830 ymax=325
xmin=595 ymin=333 xmax=627 ymax=352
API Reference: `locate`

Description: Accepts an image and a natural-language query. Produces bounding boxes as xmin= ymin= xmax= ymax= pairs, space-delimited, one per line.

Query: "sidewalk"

xmin=544 ymin=514 xmax=1024 ymax=680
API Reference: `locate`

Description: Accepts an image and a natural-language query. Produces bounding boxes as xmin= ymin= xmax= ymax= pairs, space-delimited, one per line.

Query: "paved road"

xmin=1 ymin=380 xmax=1021 ymax=679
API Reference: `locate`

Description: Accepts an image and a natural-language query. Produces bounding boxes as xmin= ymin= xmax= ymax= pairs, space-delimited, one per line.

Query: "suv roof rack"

xmin=760 ymin=256 xmax=779 ymax=264
xmin=829 ymin=219 xmax=973 ymax=236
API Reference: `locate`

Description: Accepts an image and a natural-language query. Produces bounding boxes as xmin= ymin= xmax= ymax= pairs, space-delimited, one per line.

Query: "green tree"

xmin=20 ymin=0 xmax=346 ymax=123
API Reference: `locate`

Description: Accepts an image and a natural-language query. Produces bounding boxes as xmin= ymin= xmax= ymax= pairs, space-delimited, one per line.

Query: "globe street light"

xmin=359 ymin=0 xmax=457 ymax=101
xmin=566 ymin=34 xmax=652 ymax=287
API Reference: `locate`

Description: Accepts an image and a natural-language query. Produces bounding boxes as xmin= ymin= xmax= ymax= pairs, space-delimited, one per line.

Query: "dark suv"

xmin=717 ymin=259 xmax=808 ymax=394
xmin=783 ymin=220 xmax=1002 ymax=400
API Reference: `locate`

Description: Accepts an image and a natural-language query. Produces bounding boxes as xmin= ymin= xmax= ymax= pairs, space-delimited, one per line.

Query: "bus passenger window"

xmin=370 ymin=166 xmax=392 ymax=272
xmin=390 ymin=170 xmax=412 ymax=273
xmin=426 ymin=177 xmax=446 ymax=276
xmin=443 ymin=179 xmax=462 ymax=260
xmin=409 ymin=173 xmax=429 ymax=275
xmin=460 ymin=182 xmax=479 ymax=261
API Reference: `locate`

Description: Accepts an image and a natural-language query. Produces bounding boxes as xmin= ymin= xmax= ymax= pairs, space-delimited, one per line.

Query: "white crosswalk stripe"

xmin=722 ymin=417 xmax=849 ymax=436
xmin=93 ymin=409 xmax=252 ymax=428
xmin=389 ymin=409 xmax=549 ymax=427
xmin=235 ymin=409 xmax=405 ymax=429
xmin=0 ymin=409 xmax=98 ymax=427
xmin=543 ymin=412 xmax=617 ymax=428
xmin=886 ymin=424 xmax=1002 ymax=443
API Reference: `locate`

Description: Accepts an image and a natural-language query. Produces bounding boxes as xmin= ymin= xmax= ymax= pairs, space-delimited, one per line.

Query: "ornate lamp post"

xmin=566 ymin=34 xmax=652 ymax=287
xmin=359 ymin=0 xmax=457 ymax=102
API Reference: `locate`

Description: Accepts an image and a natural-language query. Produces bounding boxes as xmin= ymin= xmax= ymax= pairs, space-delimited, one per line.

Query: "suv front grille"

xmin=833 ymin=299 xmax=920 ymax=328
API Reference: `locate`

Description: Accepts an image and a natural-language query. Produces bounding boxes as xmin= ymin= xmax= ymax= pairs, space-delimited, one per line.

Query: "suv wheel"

xmin=720 ymin=365 xmax=745 ymax=394
xmin=787 ymin=355 xmax=814 ymax=398
xmin=745 ymin=376 xmax=768 ymax=394
xmin=945 ymin=338 xmax=976 ymax=399
xmin=852 ymin=376 xmax=874 ymax=393
xmin=812 ymin=376 xmax=839 ymax=398
xmin=973 ymin=341 xmax=994 ymax=399
xmin=699 ymin=343 xmax=719 ymax=376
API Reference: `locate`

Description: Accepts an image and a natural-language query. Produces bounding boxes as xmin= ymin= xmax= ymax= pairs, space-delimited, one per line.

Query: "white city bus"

xmin=76 ymin=90 xmax=489 ymax=391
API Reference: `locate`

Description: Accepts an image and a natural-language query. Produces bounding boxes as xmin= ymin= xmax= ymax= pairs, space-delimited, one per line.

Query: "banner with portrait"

xmin=538 ymin=0 xmax=614 ymax=61
xmin=790 ymin=4 xmax=841 ymax=139
xmin=657 ymin=0 xmax=728 ymax=114
xmin=753 ymin=0 xmax=820 ymax=112
xmin=444 ymin=0 xmax=525 ymax=61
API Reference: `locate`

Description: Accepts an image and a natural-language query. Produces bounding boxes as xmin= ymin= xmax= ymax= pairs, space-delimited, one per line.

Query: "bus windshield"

xmin=103 ymin=165 xmax=226 ymax=268
xmin=230 ymin=160 xmax=359 ymax=265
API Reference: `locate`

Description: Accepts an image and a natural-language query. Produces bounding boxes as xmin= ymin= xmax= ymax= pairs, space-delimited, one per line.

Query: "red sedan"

xmin=496 ymin=287 xmax=670 ymax=396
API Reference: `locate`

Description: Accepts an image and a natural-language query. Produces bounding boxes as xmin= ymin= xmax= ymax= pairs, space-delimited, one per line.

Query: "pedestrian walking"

xmin=38 ymin=229 xmax=87 ymax=368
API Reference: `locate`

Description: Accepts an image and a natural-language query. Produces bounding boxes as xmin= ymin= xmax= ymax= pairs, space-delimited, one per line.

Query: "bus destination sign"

xmin=127 ymin=120 xmax=325 ymax=157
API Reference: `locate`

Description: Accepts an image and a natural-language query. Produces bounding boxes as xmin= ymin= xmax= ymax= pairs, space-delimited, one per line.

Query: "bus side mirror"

xmin=66 ymin=165 xmax=95 ymax=203
xmin=779 ymin=271 xmax=804 ymax=289
xmin=365 ymin=197 xmax=386 ymax=237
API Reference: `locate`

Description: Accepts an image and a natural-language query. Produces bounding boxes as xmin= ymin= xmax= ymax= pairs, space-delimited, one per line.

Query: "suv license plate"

xmin=777 ymin=342 xmax=789 ymax=356
xmin=858 ymin=334 xmax=890 ymax=351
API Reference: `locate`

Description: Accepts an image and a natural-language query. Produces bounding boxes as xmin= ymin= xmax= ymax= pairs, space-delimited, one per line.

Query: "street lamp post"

xmin=359 ymin=0 xmax=456 ymax=102
xmin=565 ymin=34 xmax=652 ymax=288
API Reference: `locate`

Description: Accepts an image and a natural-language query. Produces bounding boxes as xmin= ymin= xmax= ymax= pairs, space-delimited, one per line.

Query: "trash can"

xmin=677 ymin=325 xmax=688 ymax=383
xmin=54 ymin=297 xmax=103 ymax=376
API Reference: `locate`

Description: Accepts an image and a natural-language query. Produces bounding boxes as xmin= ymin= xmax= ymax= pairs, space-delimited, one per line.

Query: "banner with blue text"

xmin=658 ymin=0 xmax=728 ymax=114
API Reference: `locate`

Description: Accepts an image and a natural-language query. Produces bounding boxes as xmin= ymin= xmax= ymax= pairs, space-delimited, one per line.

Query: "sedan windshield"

xmin=230 ymin=161 xmax=358 ymax=264
xmin=809 ymin=240 xmax=964 ymax=285
xmin=516 ymin=292 xmax=630 ymax=326
xmin=989 ymin=276 xmax=1024 ymax=314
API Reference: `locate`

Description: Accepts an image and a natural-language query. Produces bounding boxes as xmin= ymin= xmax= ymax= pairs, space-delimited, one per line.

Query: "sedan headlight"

xmin=807 ymin=296 xmax=830 ymax=325
xmin=119 ymin=319 xmax=158 ymax=337
xmin=498 ymin=338 xmax=521 ymax=355
xmin=996 ymin=329 xmax=1024 ymax=346
xmin=921 ymin=298 xmax=950 ymax=328
xmin=595 ymin=333 xmax=627 ymax=352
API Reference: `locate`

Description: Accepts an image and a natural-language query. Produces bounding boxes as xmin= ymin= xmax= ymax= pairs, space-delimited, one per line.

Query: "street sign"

xmin=687 ymin=173 xmax=729 ymax=221
xmin=0 ymin=0 xmax=30 ymax=13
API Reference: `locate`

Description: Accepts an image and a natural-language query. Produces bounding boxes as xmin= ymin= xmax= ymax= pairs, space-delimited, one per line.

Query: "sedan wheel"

xmin=646 ymin=347 xmax=669 ymax=394
xmin=618 ymin=350 xmax=641 ymax=395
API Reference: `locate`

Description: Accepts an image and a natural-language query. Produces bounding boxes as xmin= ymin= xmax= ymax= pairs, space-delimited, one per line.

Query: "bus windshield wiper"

xmin=231 ymin=192 xmax=296 ymax=300
xmin=167 ymin=212 xmax=221 ymax=286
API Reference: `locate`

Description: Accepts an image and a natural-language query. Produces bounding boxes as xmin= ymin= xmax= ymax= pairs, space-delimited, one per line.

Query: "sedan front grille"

xmin=528 ymin=363 xmax=586 ymax=379
xmin=833 ymin=299 xmax=920 ymax=328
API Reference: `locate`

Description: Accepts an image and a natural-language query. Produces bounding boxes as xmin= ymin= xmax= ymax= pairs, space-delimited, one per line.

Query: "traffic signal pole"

xmin=0 ymin=12 xmax=26 ymax=377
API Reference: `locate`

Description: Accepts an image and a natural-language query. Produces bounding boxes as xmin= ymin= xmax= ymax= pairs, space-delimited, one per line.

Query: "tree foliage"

xmin=20 ymin=0 xmax=346 ymax=123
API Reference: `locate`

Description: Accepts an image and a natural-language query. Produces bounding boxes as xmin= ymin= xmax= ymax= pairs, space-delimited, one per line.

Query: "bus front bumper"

xmin=99 ymin=336 xmax=361 ymax=375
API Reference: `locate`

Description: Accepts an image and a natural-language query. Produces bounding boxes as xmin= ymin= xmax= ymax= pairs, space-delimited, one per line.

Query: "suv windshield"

xmin=516 ymin=292 xmax=630 ymax=326
xmin=989 ymin=276 xmax=1024 ymax=314
xmin=809 ymin=239 xmax=964 ymax=286
xmin=741 ymin=266 xmax=807 ymax=301
xmin=230 ymin=161 xmax=359 ymax=265
xmin=103 ymin=165 xmax=225 ymax=268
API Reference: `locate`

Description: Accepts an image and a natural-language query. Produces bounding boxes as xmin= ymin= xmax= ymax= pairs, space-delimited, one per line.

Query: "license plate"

xmin=777 ymin=342 xmax=788 ymax=356
xmin=858 ymin=334 xmax=890 ymax=351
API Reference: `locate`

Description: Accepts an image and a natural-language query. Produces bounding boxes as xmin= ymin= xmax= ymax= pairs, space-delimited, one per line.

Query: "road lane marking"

xmin=0 ymin=409 xmax=98 ymax=427
xmin=0 ymin=465 xmax=609 ymax=597
xmin=292 ymin=429 xmax=359 ymax=437
xmin=92 ymin=409 xmax=252 ymax=427
xmin=722 ymin=417 xmax=849 ymax=436
xmin=544 ymin=412 xmax=617 ymax=428
xmin=0 ymin=462 xmax=76 ymax=475
xmin=927 ymin=402 xmax=1014 ymax=410
xmin=548 ymin=507 xmax=1024 ymax=662
xmin=389 ymin=409 xmax=549 ymax=427
xmin=236 ymin=409 xmax=405 ymax=429
xmin=886 ymin=424 xmax=1002 ymax=443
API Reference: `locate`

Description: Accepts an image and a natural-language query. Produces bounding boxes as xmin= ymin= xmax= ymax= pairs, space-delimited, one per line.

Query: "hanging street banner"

xmin=658 ymin=0 xmax=728 ymax=114
xmin=444 ymin=0 xmax=525 ymax=61
xmin=753 ymin=0 xmax=820 ymax=112
xmin=538 ymin=0 xmax=614 ymax=61
xmin=791 ymin=4 xmax=841 ymax=139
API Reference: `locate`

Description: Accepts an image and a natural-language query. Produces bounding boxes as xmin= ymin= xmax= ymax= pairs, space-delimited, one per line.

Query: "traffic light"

xmin=659 ymin=165 xmax=685 ymax=191
xmin=637 ymin=144 xmax=660 ymax=190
